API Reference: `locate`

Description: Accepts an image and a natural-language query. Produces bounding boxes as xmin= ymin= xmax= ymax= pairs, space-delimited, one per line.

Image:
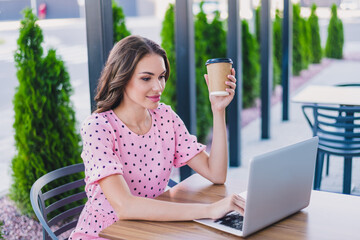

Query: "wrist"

xmin=211 ymin=107 xmax=225 ymax=116
xmin=206 ymin=203 xmax=215 ymax=219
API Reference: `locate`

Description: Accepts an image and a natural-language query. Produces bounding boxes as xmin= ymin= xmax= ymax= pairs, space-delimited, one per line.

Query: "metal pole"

xmin=85 ymin=0 xmax=113 ymax=112
xmin=175 ymin=0 xmax=197 ymax=180
xmin=282 ymin=0 xmax=292 ymax=121
xmin=227 ymin=0 xmax=242 ymax=167
xmin=260 ymin=0 xmax=272 ymax=139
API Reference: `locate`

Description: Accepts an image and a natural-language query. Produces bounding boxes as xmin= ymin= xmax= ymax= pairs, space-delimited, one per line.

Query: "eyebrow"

xmin=138 ymin=70 xmax=166 ymax=75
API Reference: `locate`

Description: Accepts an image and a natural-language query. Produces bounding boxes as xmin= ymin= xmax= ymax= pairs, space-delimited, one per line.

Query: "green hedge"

xmin=10 ymin=9 xmax=82 ymax=216
xmin=160 ymin=4 xmax=177 ymax=109
xmin=309 ymin=4 xmax=322 ymax=63
xmin=242 ymin=20 xmax=260 ymax=108
xmin=112 ymin=0 xmax=131 ymax=43
xmin=292 ymin=3 xmax=305 ymax=75
xmin=194 ymin=2 xmax=213 ymax=143
xmin=302 ymin=16 xmax=312 ymax=69
xmin=273 ymin=9 xmax=282 ymax=87
xmin=255 ymin=6 xmax=281 ymax=87
xmin=325 ymin=4 xmax=344 ymax=59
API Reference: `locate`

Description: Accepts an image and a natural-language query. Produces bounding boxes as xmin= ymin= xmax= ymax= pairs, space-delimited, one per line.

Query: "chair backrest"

xmin=30 ymin=163 xmax=87 ymax=240
xmin=302 ymin=104 xmax=360 ymax=156
xmin=336 ymin=83 xmax=360 ymax=87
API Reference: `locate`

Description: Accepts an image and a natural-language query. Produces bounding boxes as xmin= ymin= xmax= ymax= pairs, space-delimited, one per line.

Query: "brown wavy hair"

xmin=94 ymin=35 xmax=170 ymax=113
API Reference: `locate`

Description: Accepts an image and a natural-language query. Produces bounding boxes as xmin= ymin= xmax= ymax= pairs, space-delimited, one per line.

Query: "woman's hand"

xmin=204 ymin=68 xmax=237 ymax=112
xmin=208 ymin=194 xmax=245 ymax=220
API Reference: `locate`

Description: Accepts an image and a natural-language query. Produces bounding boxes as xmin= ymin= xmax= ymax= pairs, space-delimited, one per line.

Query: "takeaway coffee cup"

xmin=205 ymin=58 xmax=233 ymax=96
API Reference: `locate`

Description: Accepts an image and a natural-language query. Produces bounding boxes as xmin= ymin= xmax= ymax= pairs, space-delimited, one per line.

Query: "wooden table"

xmin=99 ymin=169 xmax=360 ymax=240
xmin=291 ymin=85 xmax=360 ymax=106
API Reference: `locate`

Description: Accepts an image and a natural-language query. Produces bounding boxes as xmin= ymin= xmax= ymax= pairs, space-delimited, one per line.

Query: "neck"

xmin=113 ymin=101 xmax=151 ymax=134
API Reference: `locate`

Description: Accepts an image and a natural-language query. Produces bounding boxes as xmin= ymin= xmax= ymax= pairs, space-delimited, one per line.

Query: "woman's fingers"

xmin=226 ymin=81 xmax=236 ymax=89
xmin=204 ymin=74 xmax=209 ymax=86
xmin=227 ymin=74 xmax=237 ymax=83
xmin=226 ymin=88 xmax=235 ymax=95
xmin=231 ymin=194 xmax=245 ymax=215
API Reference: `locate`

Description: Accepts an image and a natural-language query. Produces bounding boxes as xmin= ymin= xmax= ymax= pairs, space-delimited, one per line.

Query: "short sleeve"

xmin=81 ymin=115 xmax=123 ymax=185
xmin=169 ymin=108 xmax=206 ymax=168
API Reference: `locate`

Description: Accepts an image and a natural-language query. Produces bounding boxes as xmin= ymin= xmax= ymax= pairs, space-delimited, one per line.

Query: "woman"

xmin=70 ymin=35 xmax=244 ymax=239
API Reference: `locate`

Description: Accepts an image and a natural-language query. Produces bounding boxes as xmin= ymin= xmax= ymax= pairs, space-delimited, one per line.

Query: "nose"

xmin=152 ymin=79 xmax=164 ymax=92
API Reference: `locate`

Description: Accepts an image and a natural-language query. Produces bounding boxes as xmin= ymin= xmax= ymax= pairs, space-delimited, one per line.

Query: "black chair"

xmin=30 ymin=163 xmax=87 ymax=240
xmin=322 ymin=83 xmax=360 ymax=175
xmin=31 ymin=163 xmax=178 ymax=239
xmin=302 ymin=104 xmax=360 ymax=194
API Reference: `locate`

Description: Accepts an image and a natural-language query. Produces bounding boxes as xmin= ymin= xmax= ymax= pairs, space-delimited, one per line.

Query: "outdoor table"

xmin=291 ymin=85 xmax=360 ymax=106
xmin=99 ymin=169 xmax=360 ymax=240
xmin=292 ymin=84 xmax=360 ymax=194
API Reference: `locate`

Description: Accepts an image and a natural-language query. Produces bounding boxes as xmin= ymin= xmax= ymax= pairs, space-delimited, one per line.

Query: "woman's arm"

xmin=187 ymin=69 xmax=237 ymax=184
xmin=99 ymin=173 xmax=244 ymax=221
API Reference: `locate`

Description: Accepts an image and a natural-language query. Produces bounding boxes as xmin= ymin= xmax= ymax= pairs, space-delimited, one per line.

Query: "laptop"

xmin=194 ymin=137 xmax=319 ymax=237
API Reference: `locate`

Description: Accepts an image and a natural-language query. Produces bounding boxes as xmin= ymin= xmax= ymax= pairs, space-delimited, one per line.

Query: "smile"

xmin=147 ymin=95 xmax=161 ymax=102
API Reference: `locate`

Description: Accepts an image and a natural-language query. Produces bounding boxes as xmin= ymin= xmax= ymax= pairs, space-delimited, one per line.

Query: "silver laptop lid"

xmin=242 ymin=137 xmax=318 ymax=236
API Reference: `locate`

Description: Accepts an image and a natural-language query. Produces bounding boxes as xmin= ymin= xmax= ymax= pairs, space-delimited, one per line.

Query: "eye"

xmin=159 ymin=75 xmax=166 ymax=80
xmin=141 ymin=77 xmax=151 ymax=81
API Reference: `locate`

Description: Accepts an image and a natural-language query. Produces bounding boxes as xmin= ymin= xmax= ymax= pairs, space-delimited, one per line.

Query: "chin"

xmin=146 ymin=102 xmax=160 ymax=110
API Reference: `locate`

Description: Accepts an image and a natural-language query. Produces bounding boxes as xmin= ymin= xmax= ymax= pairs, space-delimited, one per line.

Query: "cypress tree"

xmin=208 ymin=10 xmax=227 ymax=58
xmin=160 ymin=3 xmax=177 ymax=109
xmin=11 ymin=9 xmax=82 ymax=216
xmin=255 ymin=6 xmax=281 ymax=88
xmin=112 ymin=0 xmax=131 ymax=43
xmin=292 ymin=3 xmax=305 ymax=75
xmin=273 ymin=9 xmax=282 ymax=86
xmin=325 ymin=4 xmax=344 ymax=59
xmin=255 ymin=6 xmax=261 ymax=45
xmin=194 ymin=1 xmax=212 ymax=143
xmin=242 ymin=20 xmax=260 ymax=108
xmin=301 ymin=16 xmax=312 ymax=69
xmin=308 ymin=4 xmax=322 ymax=63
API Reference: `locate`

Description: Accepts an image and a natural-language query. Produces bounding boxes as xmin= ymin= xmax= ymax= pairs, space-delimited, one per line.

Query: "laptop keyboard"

xmin=215 ymin=212 xmax=244 ymax=231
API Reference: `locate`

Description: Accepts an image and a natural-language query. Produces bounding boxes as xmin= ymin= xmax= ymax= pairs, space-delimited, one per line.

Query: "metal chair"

xmin=31 ymin=163 xmax=178 ymax=239
xmin=322 ymin=83 xmax=360 ymax=175
xmin=302 ymin=104 xmax=360 ymax=194
xmin=30 ymin=163 xmax=87 ymax=240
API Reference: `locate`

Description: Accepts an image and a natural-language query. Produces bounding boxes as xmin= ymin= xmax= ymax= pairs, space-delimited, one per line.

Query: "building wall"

xmin=301 ymin=0 xmax=341 ymax=7
xmin=37 ymin=0 xmax=80 ymax=19
xmin=0 ymin=0 xmax=29 ymax=20
xmin=0 ymin=0 xmax=79 ymax=20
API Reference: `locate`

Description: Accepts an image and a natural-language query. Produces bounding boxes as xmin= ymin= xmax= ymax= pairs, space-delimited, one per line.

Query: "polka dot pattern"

xmin=69 ymin=103 xmax=205 ymax=239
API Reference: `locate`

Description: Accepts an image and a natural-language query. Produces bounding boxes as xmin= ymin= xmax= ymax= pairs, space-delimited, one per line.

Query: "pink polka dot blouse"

xmin=69 ymin=103 xmax=205 ymax=239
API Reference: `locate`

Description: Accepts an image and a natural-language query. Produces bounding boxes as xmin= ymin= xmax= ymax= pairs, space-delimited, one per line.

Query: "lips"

xmin=147 ymin=95 xmax=161 ymax=102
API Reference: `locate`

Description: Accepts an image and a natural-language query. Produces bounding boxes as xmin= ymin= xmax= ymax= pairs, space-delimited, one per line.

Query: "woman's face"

xmin=123 ymin=54 xmax=166 ymax=110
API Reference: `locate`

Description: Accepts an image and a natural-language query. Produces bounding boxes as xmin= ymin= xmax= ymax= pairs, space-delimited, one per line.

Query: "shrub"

xmin=10 ymin=9 xmax=82 ymax=216
xmin=292 ymin=3 xmax=305 ymax=75
xmin=208 ymin=11 xmax=227 ymax=58
xmin=254 ymin=6 xmax=281 ymax=88
xmin=325 ymin=4 xmax=344 ymax=59
xmin=194 ymin=2 xmax=212 ymax=143
xmin=255 ymin=6 xmax=261 ymax=45
xmin=160 ymin=3 xmax=177 ymax=109
xmin=242 ymin=20 xmax=260 ymax=108
xmin=302 ymin=21 xmax=312 ymax=70
xmin=308 ymin=4 xmax=322 ymax=63
xmin=273 ymin=9 xmax=282 ymax=86
xmin=112 ymin=0 xmax=131 ymax=43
